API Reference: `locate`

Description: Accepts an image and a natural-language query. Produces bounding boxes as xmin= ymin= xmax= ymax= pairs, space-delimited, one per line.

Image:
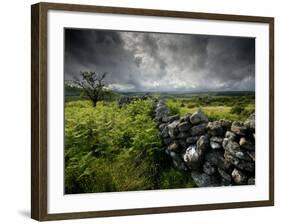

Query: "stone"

xmin=224 ymin=151 xmax=240 ymax=166
xmin=168 ymin=142 xmax=180 ymax=152
xmin=207 ymin=121 xmax=224 ymax=136
xmin=162 ymin=138 xmax=172 ymax=145
xmin=182 ymin=113 xmax=192 ymax=122
xmin=231 ymin=121 xmax=248 ymax=136
xmin=183 ymin=145 xmax=202 ymax=170
xmin=158 ymin=123 xmax=167 ymax=131
xmin=191 ymin=171 xmax=212 ymax=187
xmin=191 ymin=171 xmax=219 ymax=187
xmin=162 ymin=114 xmax=180 ymax=123
xmin=223 ymin=138 xmax=251 ymax=161
xmin=176 ymin=131 xmax=189 ymax=139
xmin=170 ymin=151 xmax=187 ymax=171
xmin=168 ymin=120 xmax=180 ymax=138
xmin=206 ymin=150 xmax=232 ymax=171
xmin=196 ymin=135 xmax=210 ymax=154
xmin=190 ymin=109 xmax=209 ymax=125
xmin=225 ymin=131 xmax=237 ymax=141
xmin=178 ymin=121 xmax=191 ymax=132
xmin=186 ymin=136 xmax=199 ymax=144
xmin=239 ymin=137 xmax=255 ymax=150
xmin=210 ymin=136 xmax=223 ymax=149
xmin=155 ymin=106 xmax=170 ymax=115
xmin=210 ymin=136 xmax=223 ymax=143
xmin=248 ymin=177 xmax=255 ymax=185
xmin=220 ymin=119 xmax=232 ymax=130
xmin=190 ymin=123 xmax=207 ymax=136
xmin=247 ymin=150 xmax=255 ymax=161
xmin=224 ymin=151 xmax=254 ymax=172
xmin=244 ymin=113 xmax=255 ymax=130
xmin=218 ymin=168 xmax=232 ymax=182
xmin=210 ymin=141 xmax=222 ymax=149
xmin=223 ymin=138 xmax=240 ymax=151
xmin=178 ymin=139 xmax=188 ymax=149
xmin=235 ymin=160 xmax=255 ymax=173
xmin=221 ymin=178 xmax=232 ymax=186
xmin=203 ymin=161 xmax=216 ymax=175
xmin=160 ymin=126 xmax=169 ymax=138
xmin=232 ymin=168 xmax=247 ymax=185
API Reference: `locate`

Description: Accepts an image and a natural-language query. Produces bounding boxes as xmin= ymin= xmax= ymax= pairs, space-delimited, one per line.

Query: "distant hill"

xmin=65 ymin=82 xmax=254 ymax=100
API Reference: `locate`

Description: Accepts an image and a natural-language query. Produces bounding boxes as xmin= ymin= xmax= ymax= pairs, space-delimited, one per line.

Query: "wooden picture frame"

xmin=31 ymin=2 xmax=274 ymax=221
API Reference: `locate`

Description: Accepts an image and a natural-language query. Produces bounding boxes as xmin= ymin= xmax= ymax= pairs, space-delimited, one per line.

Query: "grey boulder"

xmin=190 ymin=110 xmax=209 ymax=125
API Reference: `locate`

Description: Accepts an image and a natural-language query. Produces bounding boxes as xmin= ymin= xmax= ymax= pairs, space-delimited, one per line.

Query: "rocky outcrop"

xmin=155 ymin=99 xmax=255 ymax=187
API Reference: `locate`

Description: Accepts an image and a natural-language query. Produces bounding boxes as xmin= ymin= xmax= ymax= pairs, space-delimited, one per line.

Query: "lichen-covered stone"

xmin=206 ymin=150 xmax=232 ymax=171
xmin=247 ymin=150 xmax=255 ymax=161
xmin=218 ymin=168 xmax=232 ymax=182
xmin=207 ymin=121 xmax=224 ymax=136
xmin=176 ymin=131 xmax=189 ymax=139
xmin=186 ymin=136 xmax=199 ymax=145
xmin=162 ymin=114 xmax=180 ymax=123
xmin=169 ymin=151 xmax=187 ymax=171
xmin=232 ymin=169 xmax=247 ymax=185
xmin=210 ymin=136 xmax=223 ymax=143
xmin=210 ymin=141 xmax=222 ymax=149
xmin=191 ymin=171 xmax=212 ymax=187
xmin=220 ymin=119 xmax=232 ymax=130
xmin=178 ymin=121 xmax=191 ymax=132
xmin=196 ymin=135 xmax=210 ymax=154
xmin=189 ymin=110 xmax=209 ymax=125
xmin=224 ymin=151 xmax=254 ymax=172
xmin=190 ymin=123 xmax=207 ymax=136
xmin=167 ymin=120 xmax=180 ymax=138
xmin=225 ymin=131 xmax=237 ymax=141
xmin=223 ymin=138 xmax=251 ymax=161
xmin=231 ymin=121 xmax=248 ymax=136
xmin=239 ymin=137 xmax=255 ymax=150
xmin=160 ymin=126 xmax=169 ymax=138
xmin=203 ymin=161 xmax=216 ymax=175
xmin=167 ymin=142 xmax=180 ymax=153
xmin=244 ymin=113 xmax=255 ymax=130
xmin=183 ymin=145 xmax=202 ymax=170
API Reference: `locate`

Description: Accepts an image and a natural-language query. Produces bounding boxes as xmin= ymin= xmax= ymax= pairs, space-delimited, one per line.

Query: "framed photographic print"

xmin=31 ymin=2 xmax=274 ymax=221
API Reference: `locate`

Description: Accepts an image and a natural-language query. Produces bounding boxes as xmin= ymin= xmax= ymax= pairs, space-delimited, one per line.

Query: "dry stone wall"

xmin=155 ymin=99 xmax=255 ymax=187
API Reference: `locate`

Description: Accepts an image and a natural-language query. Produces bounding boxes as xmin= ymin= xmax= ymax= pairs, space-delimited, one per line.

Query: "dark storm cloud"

xmin=64 ymin=28 xmax=255 ymax=92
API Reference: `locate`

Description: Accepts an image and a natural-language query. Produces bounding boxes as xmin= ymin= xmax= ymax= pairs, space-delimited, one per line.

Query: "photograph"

xmin=64 ymin=28 xmax=256 ymax=194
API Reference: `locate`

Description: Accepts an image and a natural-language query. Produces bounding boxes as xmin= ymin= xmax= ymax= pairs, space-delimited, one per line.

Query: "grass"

xmin=166 ymin=96 xmax=255 ymax=121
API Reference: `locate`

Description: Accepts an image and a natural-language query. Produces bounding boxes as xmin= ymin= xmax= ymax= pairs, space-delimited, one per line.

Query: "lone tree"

xmin=73 ymin=71 xmax=107 ymax=107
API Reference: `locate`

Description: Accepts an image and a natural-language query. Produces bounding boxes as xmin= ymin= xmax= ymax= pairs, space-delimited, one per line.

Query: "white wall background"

xmin=0 ymin=0 xmax=279 ymax=223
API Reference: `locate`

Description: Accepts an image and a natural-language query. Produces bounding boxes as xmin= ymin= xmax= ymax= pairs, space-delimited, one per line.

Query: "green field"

xmin=166 ymin=95 xmax=255 ymax=121
xmin=64 ymin=86 xmax=254 ymax=194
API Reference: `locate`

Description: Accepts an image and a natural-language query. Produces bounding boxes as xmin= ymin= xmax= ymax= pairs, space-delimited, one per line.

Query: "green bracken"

xmin=65 ymin=100 xmax=194 ymax=194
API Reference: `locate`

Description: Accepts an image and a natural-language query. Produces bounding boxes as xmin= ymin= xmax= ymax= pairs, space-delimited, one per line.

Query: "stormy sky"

xmin=64 ymin=28 xmax=255 ymax=92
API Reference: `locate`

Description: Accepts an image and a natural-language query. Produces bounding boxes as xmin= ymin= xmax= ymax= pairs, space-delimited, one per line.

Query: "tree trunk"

xmin=92 ymin=100 xmax=97 ymax=107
